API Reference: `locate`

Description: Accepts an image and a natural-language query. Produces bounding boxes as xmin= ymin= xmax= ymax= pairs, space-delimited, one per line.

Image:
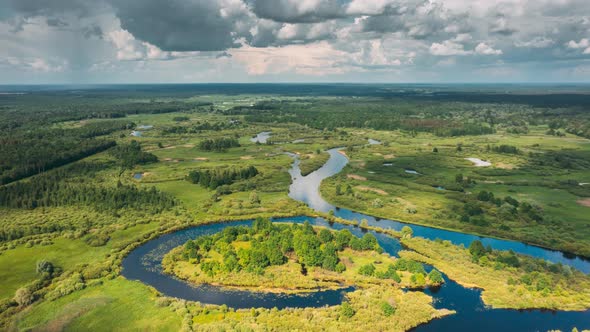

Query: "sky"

xmin=0 ymin=0 xmax=589 ymax=84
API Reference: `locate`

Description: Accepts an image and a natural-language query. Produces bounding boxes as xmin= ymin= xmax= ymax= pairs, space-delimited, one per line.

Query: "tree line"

xmin=235 ymin=100 xmax=496 ymax=137
xmin=162 ymin=121 xmax=241 ymax=135
xmin=186 ymin=166 xmax=259 ymax=190
xmin=198 ymin=137 xmax=240 ymax=151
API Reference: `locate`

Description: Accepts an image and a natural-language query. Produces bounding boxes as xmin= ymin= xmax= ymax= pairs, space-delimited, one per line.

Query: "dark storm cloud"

xmin=108 ymin=0 xmax=238 ymax=52
xmin=246 ymin=0 xmax=346 ymax=23
xmin=4 ymin=0 xmax=96 ymax=18
xmin=82 ymin=25 xmax=103 ymax=39
xmin=46 ymin=17 xmax=68 ymax=27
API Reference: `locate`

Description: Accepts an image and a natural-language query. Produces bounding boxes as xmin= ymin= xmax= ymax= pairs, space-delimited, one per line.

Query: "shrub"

xmin=428 ymin=269 xmax=444 ymax=284
xmin=340 ymin=301 xmax=355 ymax=318
xmin=14 ymin=287 xmax=34 ymax=306
xmin=335 ymin=262 xmax=346 ymax=273
xmin=358 ymin=263 xmax=376 ymax=276
xmin=410 ymin=273 xmax=426 ymax=287
xmin=401 ymin=226 xmax=413 ymax=238
xmin=381 ymin=302 xmax=396 ymax=316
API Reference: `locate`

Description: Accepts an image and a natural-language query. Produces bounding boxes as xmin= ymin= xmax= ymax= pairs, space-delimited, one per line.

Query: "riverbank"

xmin=399 ymin=236 xmax=590 ymax=311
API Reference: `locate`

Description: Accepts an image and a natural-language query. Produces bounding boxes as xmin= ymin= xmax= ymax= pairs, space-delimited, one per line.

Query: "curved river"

xmin=122 ymin=148 xmax=590 ymax=331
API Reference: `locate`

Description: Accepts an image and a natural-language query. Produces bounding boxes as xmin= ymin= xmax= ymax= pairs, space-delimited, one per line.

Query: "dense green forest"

xmin=0 ymin=161 xmax=175 ymax=211
xmin=109 ymin=141 xmax=159 ymax=171
xmin=0 ymin=121 xmax=133 ymax=184
xmin=228 ymin=98 xmax=590 ymax=138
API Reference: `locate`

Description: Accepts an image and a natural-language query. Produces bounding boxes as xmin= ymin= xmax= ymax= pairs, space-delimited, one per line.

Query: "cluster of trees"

xmin=109 ymin=141 xmax=158 ymax=171
xmin=434 ymin=124 xmax=495 ymax=137
xmin=179 ymin=219 xmax=382 ymax=277
xmin=470 ymin=240 xmax=520 ymax=268
xmin=0 ymin=162 xmax=176 ymax=219
xmin=566 ymin=122 xmax=590 ymax=139
xmin=12 ymin=260 xmax=60 ymax=308
xmin=356 ymin=258 xmax=443 ymax=287
xmin=530 ymin=150 xmax=590 ymax=170
xmin=198 ymin=137 xmax=240 ymax=151
xmin=546 ymin=128 xmax=566 ymax=137
xmin=186 ymin=166 xmax=259 ymax=190
xmin=459 ymin=191 xmax=543 ymax=227
xmin=469 ymin=239 xmax=579 ymax=294
xmin=487 ymin=144 xmax=520 ymax=154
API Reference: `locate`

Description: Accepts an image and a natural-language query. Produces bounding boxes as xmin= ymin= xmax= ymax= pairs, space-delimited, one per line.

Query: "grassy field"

xmin=320 ymin=127 xmax=590 ymax=256
xmin=0 ymin=207 xmax=163 ymax=300
xmin=12 ymin=278 xmax=181 ymax=331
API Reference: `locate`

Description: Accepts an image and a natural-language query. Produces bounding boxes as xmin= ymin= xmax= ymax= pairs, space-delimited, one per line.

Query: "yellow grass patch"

xmin=577 ymin=198 xmax=590 ymax=207
xmin=356 ymin=185 xmax=388 ymax=196
xmin=347 ymin=174 xmax=367 ymax=181
xmin=495 ymin=162 xmax=515 ymax=169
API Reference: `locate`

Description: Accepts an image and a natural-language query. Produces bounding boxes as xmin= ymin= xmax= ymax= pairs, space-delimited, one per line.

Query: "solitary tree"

xmin=36 ymin=260 xmax=54 ymax=275
xmin=249 ymin=191 xmax=261 ymax=205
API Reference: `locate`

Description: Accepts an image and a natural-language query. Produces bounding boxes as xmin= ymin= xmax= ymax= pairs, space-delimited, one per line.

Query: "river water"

xmin=122 ymin=147 xmax=590 ymax=331
xmin=250 ymin=131 xmax=271 ymax=144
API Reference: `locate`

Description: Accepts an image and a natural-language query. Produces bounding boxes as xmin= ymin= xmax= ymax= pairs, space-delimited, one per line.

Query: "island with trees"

xmin=163 ymin=218 xmax=444 ymax=292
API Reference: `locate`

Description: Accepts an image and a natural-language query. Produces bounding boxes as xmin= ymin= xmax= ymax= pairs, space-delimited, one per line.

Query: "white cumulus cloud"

xmin=475 ymin=42 xmax=503 ymax=55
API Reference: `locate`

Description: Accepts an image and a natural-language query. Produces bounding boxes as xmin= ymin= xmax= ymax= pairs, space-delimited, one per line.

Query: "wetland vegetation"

xmin=1 ymin=84 xmax=589 ymax=331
